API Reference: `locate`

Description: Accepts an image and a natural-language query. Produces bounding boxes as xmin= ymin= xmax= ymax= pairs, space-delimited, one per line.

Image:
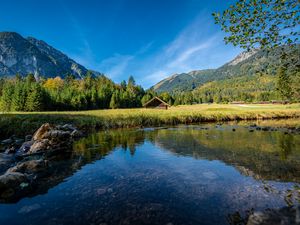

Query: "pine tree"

xmin=141 ymin=93 xmax=152 ymax=105
xmin=0 ymin=82 xmax=14 ymax=111
xmin=26 ymin=73 xmax=36 ymax=83
xmin=11 ymin=82 xmax=26 ymax=111
xmin=25 ymin=84 xmax=44 ymax=111
xmin=109 ymin=93 xmax=118 ymax=109
xmin=276 ymin=67 xmax=292 ymax=100
xmin=128 ymin=76 xmax=136 ymax=86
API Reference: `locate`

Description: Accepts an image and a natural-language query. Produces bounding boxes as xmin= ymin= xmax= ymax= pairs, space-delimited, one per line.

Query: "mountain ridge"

xmin=151 ymin=46 xmax=299 ymax=93
xmin=0 ymin=31 xmax=96 ymax=79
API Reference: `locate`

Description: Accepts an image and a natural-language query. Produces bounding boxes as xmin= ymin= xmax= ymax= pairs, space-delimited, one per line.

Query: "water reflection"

xmin=74 ymin=125 xmax=300 ymax=183
xmin=0 ymin=122 xmax=299 ymax=225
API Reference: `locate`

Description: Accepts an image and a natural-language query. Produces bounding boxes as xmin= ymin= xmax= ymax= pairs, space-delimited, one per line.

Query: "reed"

xmin=1 ymin=104 xmax=299 ymax=138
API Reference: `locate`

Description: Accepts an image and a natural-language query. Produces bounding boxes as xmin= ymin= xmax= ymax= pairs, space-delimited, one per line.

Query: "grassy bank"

xmin=1 ymin=104 xmax=300 ymax=138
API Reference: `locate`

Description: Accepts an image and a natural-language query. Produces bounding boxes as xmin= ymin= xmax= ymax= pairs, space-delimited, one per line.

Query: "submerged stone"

xmin=8 ymin=159 xmax=48 ymax=175
xmin=0 ymin=172 xmax=29 ymax=200
xmin=247 ymin=206 xmax=300 ymax=225
xmin=19 ymin=140 xmax=34 ymax=153
xmin=18 ymin=203 xmax=41 ymax=214
xmin=1 ymin=139 xmax=13 ymax=145
xmin=25 ymin=135 xmax=33 ymax=142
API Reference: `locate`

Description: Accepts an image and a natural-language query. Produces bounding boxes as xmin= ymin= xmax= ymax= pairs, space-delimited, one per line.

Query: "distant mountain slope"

xmin=152 ymin=69 xmax=216 ymax=93
xmin=152 ymin=46 xmax=299 ymax=93
xmin=0 ymin=32 xmax=93 ymax=78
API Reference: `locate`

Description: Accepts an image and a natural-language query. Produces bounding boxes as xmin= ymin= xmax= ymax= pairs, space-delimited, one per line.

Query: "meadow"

xmin=1 ymin=103 xmax=300 ymax=138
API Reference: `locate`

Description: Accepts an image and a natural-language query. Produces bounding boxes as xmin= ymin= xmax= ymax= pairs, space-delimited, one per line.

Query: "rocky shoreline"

xmin=0 ymin=123 xmax=83 ymax=203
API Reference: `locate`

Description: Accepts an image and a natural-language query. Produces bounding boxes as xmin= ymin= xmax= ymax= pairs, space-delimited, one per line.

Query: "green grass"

xmin=1 ymin=103 xmax=300 ymax=138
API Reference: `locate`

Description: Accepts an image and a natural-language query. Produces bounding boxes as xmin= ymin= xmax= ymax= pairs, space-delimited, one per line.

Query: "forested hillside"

xmin=192 ymin=72 xmax=300 ymax=103
xmin=152 ymin=45 xmax=300 ymax=99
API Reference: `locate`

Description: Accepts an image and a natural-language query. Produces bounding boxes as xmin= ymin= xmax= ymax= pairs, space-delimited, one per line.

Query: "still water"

xmin=0 ymin=122 xmax=299 ymax=225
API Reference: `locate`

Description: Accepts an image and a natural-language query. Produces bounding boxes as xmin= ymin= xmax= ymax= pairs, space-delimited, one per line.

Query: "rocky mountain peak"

xmin=0 ymin=31 xmax=95 ymax=79
xmin=228 ymin=49 xmax=258 ymax=66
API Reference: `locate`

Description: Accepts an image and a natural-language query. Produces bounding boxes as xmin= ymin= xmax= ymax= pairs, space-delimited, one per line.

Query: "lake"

xmin=0 ymin=121 xmax=299 ymax=225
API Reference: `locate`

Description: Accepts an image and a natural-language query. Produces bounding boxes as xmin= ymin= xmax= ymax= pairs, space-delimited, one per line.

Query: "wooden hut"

xmin=143 ymin=97 xmax=170 ymax=110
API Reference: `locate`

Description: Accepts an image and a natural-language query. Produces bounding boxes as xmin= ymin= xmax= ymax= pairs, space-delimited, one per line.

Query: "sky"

xmin=0 ymin=0 xmax=242 ymax=88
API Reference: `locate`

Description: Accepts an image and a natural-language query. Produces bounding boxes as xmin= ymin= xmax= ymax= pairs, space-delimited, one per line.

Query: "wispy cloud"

xmin=60 ymin=6 xmax=240 ymax=88
xmin=142 ymin=13 xmax=220 ymax=84
xmin=94 ymin=41 xmax=154 ymax=81
xmin=140 ymin=12 xmax=241 ymax=87
xmin=167 ymin=37 xmax=217 ymax=69
xmin=98 ymin=54 xmax=134 ymax=79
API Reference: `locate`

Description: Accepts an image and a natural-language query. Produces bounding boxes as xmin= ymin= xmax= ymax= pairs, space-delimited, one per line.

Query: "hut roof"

xmin=143 ymin=97 xmax=171 ymax=107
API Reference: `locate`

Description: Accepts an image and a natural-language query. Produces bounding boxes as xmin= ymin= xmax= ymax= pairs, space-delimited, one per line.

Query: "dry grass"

xmin=1 ymin=103 xmax=299 ymax=138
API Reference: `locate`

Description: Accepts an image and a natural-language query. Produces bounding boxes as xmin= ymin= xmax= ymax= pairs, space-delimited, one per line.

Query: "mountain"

xmin=0 ymin=32 xmax=92 ymax=78
xmin=152 ymin=46 xmax=299 ymax=93
xmin=152 ymin=69 xmax=216 ymax=93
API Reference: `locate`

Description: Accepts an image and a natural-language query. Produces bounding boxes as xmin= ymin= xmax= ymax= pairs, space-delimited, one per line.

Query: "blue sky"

xmin=0 ymin=0 xmax=241 ymax=88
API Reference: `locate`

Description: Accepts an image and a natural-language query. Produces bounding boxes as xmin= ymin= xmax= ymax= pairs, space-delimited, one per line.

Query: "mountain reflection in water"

xmin=0 ymin=122 xmax=299 ymax=225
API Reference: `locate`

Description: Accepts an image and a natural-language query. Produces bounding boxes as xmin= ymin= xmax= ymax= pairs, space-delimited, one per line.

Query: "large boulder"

xmin=16 ymin=123 xmax=81 ymax=156
xmin=43 ymin=130 xmax=71 ymax=140
xmin=28 ymin=139 xmax=50 ymax=154
xmin=8 ymin=159 xmax=48 ymax=175
xmin=32 ymin=123 xmax=52 ymax=141
xmin=0 ymin=172 xmax=29 ymax=200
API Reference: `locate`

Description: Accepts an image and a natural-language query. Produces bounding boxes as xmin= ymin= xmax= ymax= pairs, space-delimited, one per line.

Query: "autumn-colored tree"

xmin=43 ymin=76 xmax=64 ymax=90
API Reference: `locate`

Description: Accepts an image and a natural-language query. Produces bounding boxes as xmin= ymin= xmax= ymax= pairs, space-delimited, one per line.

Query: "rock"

xmin=1 ymin=139 xmax=13 ymax=145
xmin=8 ymin=159 xmax=48 ymax=175
xmin=5 ymin=146 xmax=16 ymax=154
xmin=62 ymin=124 xmax=76 ymax=131
xmin=19 ymin=123 xmax=80 ymax=156
xmin=32 ymin=123 xmax=52 ymax=141
xmin=14 ymin=138 xmax=24 ymax=146
xmin=247 ymin=206 xmax=300 ymax=225
xmin=249 ymin=129 xmax=254 ymax=132
xmin=25 ymin=135 xmax=33 ymax=142
xmin=43 ymin=130 xmax=70 ymax=140
xmin=70 ymin=129 xmax=83 ymax=138
xmin=232 ymin=128 xmax=236 ymax=131
xmin=28 ymin=139 xmax=50 ymax=154
xmin=0 ymin=154 xmax=14 ymax=174
xmin=261 ymin=127 xmax=270 ymax=131
xmin=256 ymin=127 xmax=262 ymax=130
xmin=18 ymin=141 xmax=34 ymax=153
xmin=0 ymin=172 xmax=28 ymax=199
